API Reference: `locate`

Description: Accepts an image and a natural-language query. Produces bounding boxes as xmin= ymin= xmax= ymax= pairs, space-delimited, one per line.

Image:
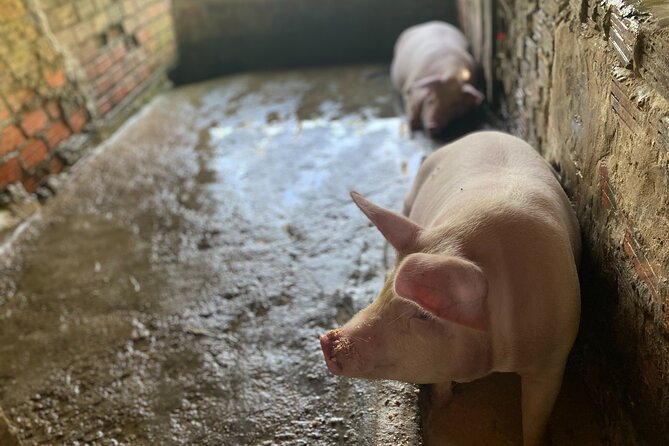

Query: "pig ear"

xmin=350 ymin=191 xmax=422 ymax=253
xmin=412 ymin=74 xmax=443 ymax=89
xmin=394 ymin=253 xmax=488 ymax=331
xmin=462 ymin=83 xmax=485 ymax=105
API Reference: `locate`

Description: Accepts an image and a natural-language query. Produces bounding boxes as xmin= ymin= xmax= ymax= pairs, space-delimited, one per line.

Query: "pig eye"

xmin=416 ymin=309 xmax=431 ymax=321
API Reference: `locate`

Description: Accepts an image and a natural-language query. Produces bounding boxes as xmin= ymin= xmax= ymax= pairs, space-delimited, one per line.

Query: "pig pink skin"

xmin=390 ymin=21 xmax=484 ymax=136
xmin=320 ymin=131 xmax=581 ymax=446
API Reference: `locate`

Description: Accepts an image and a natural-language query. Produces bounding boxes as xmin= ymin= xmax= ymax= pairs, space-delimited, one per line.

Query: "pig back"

xmin=406 ymin=131 xmax=580 ymax=259
xmin=391 ymin=21 xmax=471 ymax=91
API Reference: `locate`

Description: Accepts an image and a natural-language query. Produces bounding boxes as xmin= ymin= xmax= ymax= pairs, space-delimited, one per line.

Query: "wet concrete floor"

xmin=0 ymin=65 xmax=606 ymax=445
xmin=0 ymin=66 xmax=430 ymax=445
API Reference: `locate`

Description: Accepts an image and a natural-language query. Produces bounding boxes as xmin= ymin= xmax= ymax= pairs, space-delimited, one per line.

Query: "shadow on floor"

xmin=421 ymin=370 xmax=605 ymax=446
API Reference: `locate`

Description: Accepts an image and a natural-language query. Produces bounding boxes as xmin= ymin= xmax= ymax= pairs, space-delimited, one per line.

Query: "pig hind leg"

xmin=519 ymin=361 xmax=566 ymax=446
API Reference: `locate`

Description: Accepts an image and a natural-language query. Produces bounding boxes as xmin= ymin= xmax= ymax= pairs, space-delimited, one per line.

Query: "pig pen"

xmin=0 ymin=0 xmax=660 ymax=445
xmin=0 ymin=68 xmax=609 ymax=446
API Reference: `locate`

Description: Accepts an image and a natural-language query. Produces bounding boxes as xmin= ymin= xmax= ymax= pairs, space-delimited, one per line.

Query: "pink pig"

xmin=320 ymin=131 xmax=581 ymax=446
xmin=391 ymin=21 xmax=484 ymax=136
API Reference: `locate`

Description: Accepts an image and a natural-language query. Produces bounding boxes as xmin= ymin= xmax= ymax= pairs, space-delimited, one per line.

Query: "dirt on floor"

xmin=0 ymin=65 xmax=430 ymax=446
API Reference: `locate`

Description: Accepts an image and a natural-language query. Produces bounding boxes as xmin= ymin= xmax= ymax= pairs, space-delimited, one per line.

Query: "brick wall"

xmin=40 ymin=0 xmax=176 ymax=117
xmin=0 ymin=0 xmax=84 ymax=193
xmin=459 ymin=1 xmax=669 ymax=444
xmin=0 ymin=0 xmax=176 ymax=195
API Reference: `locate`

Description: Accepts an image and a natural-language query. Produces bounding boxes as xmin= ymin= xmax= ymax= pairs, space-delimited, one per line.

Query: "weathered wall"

xmin=460 ymin=1 xmax=669 ymax=444
xmin=0 ymin=0 xmax=87 ymax=194
xmin=0 ymin=0 xmax=176 ymax=196
xmin=170 ymin=0 xmax=458 ymax=84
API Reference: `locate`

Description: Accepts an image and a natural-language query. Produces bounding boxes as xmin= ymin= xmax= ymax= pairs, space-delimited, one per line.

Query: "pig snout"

xmin=319 ymin=330 xmax=345 ymax=375
xmin=320 ymin=324 xmax=373 ymax=377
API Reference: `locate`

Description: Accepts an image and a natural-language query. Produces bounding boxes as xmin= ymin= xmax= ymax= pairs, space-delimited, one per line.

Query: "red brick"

xmin=45 ymin=101 xmax=61 ymax=119
xmin=112 ymin=84 xmax=130 ymax=104
xmin=45 ymin=121 xmax=71 ymax=148
xmin=20 ymin=108 xmax=49 ymax=135
xmin=68 ymin=107 xmax=88 ymax=133
xmin=149 ymin=1 xmax=168 ymax=20
xmin=111 ymin=41 xmax=128 ymax=62
xmin=19 ymin=139 xmax=48 ymax=169
xmin=97 ymin=96 xmax=114 ymax=115
xmin=107 ymin=65 xmax=131 ymax=90
xmin=98 ymin=77 xmax=115 ymax=98
xmin=49 ymin=156 xmax=65 ymax=174
xmin=94 ymin=74 xmax=114 ymax=97
xmin=43 ymin=67 xmax=67 ymax=88
xmin=622 ymin=229 xmax=664 ymax=303
xmin=95 ymin=64 xmax=129 ymax=99
xmin=6 ymin=89 xmax=36 ymax=112
xmin=0 ymin=157 xmax=21 ymax=190
xmin=86 ymin=53 xmax=115 ymax=80
xmin=22 ymin=175 xmax=40 ymax=193
xmin=136 ymin=28 xmax=151 ymax=45
xmin=0 ymin=125 xmax=26 ymax=156
xmin=599 ymin=161 xmax=616 ymax=210
xmin=139 ymin=66 xmax=151 ymax=81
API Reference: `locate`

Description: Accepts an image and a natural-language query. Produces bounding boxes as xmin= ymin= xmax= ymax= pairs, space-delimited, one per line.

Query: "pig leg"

xmin=404 ymin=98 xmax=420 ymax=130
xmin=429 ymin=381 xmax=454 ymax=407
xmin=519 ymin=363 xmax=565 ymax=446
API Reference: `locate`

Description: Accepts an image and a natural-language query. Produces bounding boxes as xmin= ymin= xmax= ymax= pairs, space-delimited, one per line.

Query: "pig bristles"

xmin=385 ymin=307 xmax=417 ymax=326
xmin=348 ymin=336 xmax=370 ymax=343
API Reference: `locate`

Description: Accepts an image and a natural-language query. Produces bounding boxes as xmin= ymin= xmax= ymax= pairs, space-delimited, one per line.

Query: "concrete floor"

xmin=0 ymin=65 xmax=606 ymax=445
xmin=0 ymin=66 xmax=427 ymax=445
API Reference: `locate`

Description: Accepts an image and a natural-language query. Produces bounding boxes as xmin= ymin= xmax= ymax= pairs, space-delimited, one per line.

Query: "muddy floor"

xmin=0 ymin=65 xmax=607 ymax=445
xmin=0 ymin=66 xmax=431 ymax=445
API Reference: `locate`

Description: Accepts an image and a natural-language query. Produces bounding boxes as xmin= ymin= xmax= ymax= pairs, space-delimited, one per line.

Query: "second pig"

xmin=391 ymin=21 xmax=484 ymax=136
